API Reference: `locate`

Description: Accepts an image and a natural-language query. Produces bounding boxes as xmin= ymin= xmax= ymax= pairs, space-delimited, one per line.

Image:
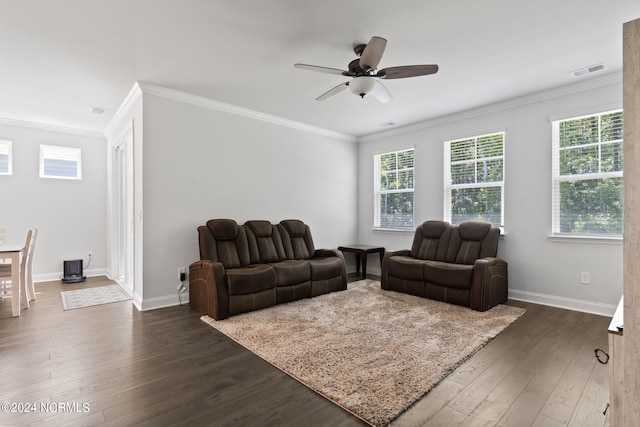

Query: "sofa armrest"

xmin=313 ymin=248 xmax=347 ymax=286
xmin=381 ymin=249 xmax=412 ymax=289
xmin=314 ymin=248 xmax=342 ymax=259
xmin=470 ymin=257 xmax=508 ymax=311
xmin=387 ymin=249 xmax=411 ymax=257
xmin=189 ymin=260 xmax=229 ymax=320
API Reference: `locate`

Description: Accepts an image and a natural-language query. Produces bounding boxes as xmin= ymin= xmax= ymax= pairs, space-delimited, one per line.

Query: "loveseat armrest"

xmin=189 ymin=260 xmax=230 ymax=320
xmin=470 ymin=257 xmax=508 ymax=311
xmin=381 ymin=249 xmax=412 ymax=289
xmin=386 ymin=249 xmax=412 ymax=258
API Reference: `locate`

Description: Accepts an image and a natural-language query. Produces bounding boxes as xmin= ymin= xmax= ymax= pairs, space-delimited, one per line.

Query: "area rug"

xmin=201 ymin=279 xmax=525 ymax=426
xmin=61 ymin=285 xmax=131 ymax=310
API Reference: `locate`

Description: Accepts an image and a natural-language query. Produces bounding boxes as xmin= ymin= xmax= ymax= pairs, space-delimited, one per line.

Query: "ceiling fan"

xmin=294 ymin=36 xmax=438 ymax=103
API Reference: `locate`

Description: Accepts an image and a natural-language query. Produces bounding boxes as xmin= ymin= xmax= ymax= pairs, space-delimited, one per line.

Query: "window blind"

xmin=551 ymin=110 xmax=623 ymax=236
xmin=40 ymin=145 xmax=82 ymax=180
xmin=0 ymin=140 xmax=11 ymax=175
xmin=444 ymin=132 xmax=504 ymax=227
xmin=374 ymin=148 xmax=414 ymax=229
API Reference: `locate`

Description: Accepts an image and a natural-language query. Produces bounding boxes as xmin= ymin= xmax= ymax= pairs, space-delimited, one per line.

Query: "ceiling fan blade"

xmin=376 ymin=64 xmax=439 ymax=79
xmin=359 ymin=36 xmax=387 ymax=71
xmin=370 ymin=80 xmax=392 ymax=103
xmin=316 ymin=82 xmax=349 ymax=101
xmin=294 ymin=63 xmax=348 ymax=76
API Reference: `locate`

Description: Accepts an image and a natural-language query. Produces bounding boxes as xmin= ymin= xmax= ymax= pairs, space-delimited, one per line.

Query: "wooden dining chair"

xmin=0 ymin=228 xmax=37 ymax=308
xmin=24 ymin=228 xmax=38 ymax=301
xmin=0 ymin=228 xmax=8 ymax=264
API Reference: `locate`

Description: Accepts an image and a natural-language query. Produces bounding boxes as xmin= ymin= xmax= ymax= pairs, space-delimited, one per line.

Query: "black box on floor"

xmin=62 ymin=259 xmax=86 ymax=284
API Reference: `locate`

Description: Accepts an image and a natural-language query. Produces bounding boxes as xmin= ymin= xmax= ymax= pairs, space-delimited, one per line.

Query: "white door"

xmin=113 ymin=128 xmax=134 ymax=293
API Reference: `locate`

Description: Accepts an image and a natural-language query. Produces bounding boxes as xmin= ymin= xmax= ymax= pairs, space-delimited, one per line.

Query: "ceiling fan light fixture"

xmin=349 ymin=76 xmax=376 ymax=98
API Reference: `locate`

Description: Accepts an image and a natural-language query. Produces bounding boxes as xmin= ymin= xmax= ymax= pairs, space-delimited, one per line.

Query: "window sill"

xmin=548 ymin=234 xmax=622 ymax=245
xmin=372 ymin=227 xmax=415 ymax=233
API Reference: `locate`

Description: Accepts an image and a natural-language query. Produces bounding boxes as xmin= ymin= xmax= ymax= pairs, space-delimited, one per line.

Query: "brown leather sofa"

xmin=381 ymin=220 xmax=508 ymax=311
xmin=189 ymin=218 xmax=347 ymax=320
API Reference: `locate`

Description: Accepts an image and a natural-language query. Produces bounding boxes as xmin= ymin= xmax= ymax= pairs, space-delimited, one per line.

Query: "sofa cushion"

xmin=423 ymin=260 xmax=474 ymax=289
xmin=270 ymin=260 xmax=311 ymax=287
xmin=208 ymin=218 xmax=241 ymax=240
xmin=411 ymin=220 xmax=450 ymax=261
xmin=226 ymin=265 xmax=276 ymax=295
xmin=244 ymin=220 xmax=286 ymax=264
xmin=445 ymin=221 xmax=494 ymax=264
xmin=280 ymin=220 xmax=315 ymax=260
xmin=386 ymin=256 xmax=425 ymax=280
xmin=202 ymin=219 xmax=251 ymax=268
xmin=459 ymin=221 xmax=492 ymax=240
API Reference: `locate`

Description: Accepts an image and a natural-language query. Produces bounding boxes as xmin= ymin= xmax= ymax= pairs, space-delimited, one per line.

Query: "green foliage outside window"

xmin=376 ymin=149 xmax=414 ymax=229
xmin=447 ymin=133 xmax=504 ymax=226
xmin=556 ymin=111 xmax=623 ymax=235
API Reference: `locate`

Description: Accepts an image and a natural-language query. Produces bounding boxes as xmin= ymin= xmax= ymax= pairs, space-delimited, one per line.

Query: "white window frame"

xmin=39 ymin=144 xmax=82 ymax=180
xmin=0 ymin=140 xmax=12 ymax=175
xmin=551 ymin=110 xmax=623 ymax=238
xmin=373 ymin=148 xmax=415 ymax=230
xmin=444 ymin=131 xmax=505 ymax=229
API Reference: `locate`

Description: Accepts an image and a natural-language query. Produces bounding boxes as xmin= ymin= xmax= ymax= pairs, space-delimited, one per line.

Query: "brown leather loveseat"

xmin=189 ymin=218 xmax=347 ymax=320
xmin=381 ymin=220 xmax=508 ymax=311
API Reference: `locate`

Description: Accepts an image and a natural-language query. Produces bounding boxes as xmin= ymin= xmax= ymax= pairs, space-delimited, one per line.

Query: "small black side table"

xmin=337 ymin=245 xmax=385 ymax=279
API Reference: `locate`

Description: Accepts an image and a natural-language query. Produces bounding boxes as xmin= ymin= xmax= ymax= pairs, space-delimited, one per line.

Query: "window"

xmin=374 ymin=148 xmax=414 ymax=229
xmin=40 ymin=145 xmax=82 ymax=180
xmin=444 ymin=132 xmax=504 ymax=227
xmin=0 ymin=140 xmax=12 ymax=175
xmin=552 ymin=110 xmax=623 ymax=236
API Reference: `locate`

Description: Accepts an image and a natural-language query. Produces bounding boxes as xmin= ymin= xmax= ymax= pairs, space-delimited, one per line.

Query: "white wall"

xmin=357 ymin=76 xmax=624 ymax=316
xmin=137 ymin=91 xmax=358 ymax=309
xmin=4 ymin=76 xmax=621 ymax=316
xmin=0 ymin=122 xmax=107 ymax=280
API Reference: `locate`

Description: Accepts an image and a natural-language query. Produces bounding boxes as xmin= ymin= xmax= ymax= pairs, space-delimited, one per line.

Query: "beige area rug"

xmin=201 ymin=279 xmax=525 ymax=426
xmin=61 ymin=285 xmax=131 ymax=310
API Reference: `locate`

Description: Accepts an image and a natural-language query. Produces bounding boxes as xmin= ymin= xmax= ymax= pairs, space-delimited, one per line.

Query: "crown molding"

xmin=0 ymin=116 xmax=103 ymax=138
xmin=103 ymin=82 xmax=143 ymax=139
xmin=137 ymin=82 xmax=357 ymax=143
xmin=359 ymin=71 xmax=623 ymax=143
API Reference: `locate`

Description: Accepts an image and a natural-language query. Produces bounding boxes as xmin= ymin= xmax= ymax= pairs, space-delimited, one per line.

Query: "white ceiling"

xmin=1 ymin=0 xmax=639 ymax=137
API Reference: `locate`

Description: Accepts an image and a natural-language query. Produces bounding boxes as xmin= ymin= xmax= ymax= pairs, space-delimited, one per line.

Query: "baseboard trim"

xmin=34 ymin=268 xmax=111 ymax=283
xmin=509 ymin=289 xmax=618 ymax=317
xmin=137 ymin=293 xmax=190 ymax=311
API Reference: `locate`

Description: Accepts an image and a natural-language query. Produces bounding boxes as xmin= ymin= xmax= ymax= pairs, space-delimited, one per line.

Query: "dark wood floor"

xmin=0 ymin=275 xmax=611 ymax=427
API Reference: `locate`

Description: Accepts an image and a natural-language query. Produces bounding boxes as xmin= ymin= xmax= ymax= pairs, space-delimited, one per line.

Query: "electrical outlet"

xmin=178 ymin=267 xmax=187 ymax=282
xmin=580 ymin=272 xmax=591 ymax=285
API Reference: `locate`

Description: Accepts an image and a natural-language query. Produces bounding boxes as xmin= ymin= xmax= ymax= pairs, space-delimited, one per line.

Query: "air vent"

xmin=91 ymin=107 xmax=107 ymax=115
xmin=571 ymin=63 xmax=606 ymax=77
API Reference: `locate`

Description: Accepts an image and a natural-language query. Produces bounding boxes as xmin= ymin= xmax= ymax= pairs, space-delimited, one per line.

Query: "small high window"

xmin=40 ymin=145 xmax=82 ymax=180
xmin=0 ymin=140 xmax=12 ymax=175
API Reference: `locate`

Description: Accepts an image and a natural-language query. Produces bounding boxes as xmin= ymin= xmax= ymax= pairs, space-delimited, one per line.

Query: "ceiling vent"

xmin=91 ymin=107 xmax=107 ymax=115
xmin=571 ymin=63 xmax=606 ymax=77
